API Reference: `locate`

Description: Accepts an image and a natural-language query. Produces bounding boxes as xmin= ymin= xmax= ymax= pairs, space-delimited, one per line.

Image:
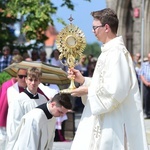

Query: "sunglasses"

xmin=18 ymin=75 xmax=27 ymax=79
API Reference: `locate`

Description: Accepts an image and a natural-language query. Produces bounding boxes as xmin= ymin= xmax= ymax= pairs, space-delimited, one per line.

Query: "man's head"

xmin=17 ymin=68 xmax=27 ymax=88
xmin=51 ymin=49 xmax=60 ymax=60
xmin=91 ymin=8 xmax=118 ymax=43
xmin=2 ymin=46 xmax=11 ymax=56
xmin=31 ymin=50 xmax=39 ymax=61
xmin=25 ymin=67 xmax=42 ymax=94
xmin=49 ymin=93 xmax=72 ymax=117
xmin=39 ymin=50 xmax=47 ymax=62
xmin=12 ymin=49 xmax=20 ymax=56
xmin=134 ymin=53 xmax=141 ymax=63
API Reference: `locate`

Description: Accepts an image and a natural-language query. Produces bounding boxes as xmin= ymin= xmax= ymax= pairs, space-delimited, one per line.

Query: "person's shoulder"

xmin=8 ymin=81 xmax=18 ymax=87
xmin=143 ymin=61 xmax=149 ymax=65
xmin=50 ymin=57 xmax=55 ymax=62
xmin=141 ymin=61 xmax=149 ymax=67
xmin=108 ymin=45 xmax=125 ymax=56
xmin=24 ymin=108 xmax=42 ymax=117
xmin=2 ymin=78 xmax=16 ymax=88
xmin=16 ymin=92 xmax=28 ymax=102
xmin=8 ymin=55 xmax=12 ymax=58
xmin=38 ymin=92 xmax=48 ymax=100
xmin=23 ymin=108 xmax=47 ymax=124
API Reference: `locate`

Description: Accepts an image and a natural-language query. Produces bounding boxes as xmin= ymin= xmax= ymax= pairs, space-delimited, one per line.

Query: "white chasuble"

xmin=71 ymin=100 xmax=102 ymax=150
xmin=71 ymin=36 xmax=148 ymax=150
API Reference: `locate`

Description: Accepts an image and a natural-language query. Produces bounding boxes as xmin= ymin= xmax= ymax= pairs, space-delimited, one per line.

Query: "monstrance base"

xmin=60 ymin=87 xmax=76 ymax=94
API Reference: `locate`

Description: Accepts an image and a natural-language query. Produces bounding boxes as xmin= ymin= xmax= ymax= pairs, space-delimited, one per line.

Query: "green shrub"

xmin=0 ymin=72 xmax=11 ymax=86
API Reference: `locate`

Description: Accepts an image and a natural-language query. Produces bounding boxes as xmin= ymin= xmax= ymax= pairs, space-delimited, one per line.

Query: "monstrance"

xmin=56 ymin=16 xmax=86 ymax=93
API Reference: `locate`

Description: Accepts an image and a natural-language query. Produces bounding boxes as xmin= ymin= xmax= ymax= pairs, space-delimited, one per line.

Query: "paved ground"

xmin=53 ymin=112 xmax=150 ymax=150
xmin=145 ymin=119 xmax=150 ymax=149
xmin=52 ymin=112 xmax=81 ymax=150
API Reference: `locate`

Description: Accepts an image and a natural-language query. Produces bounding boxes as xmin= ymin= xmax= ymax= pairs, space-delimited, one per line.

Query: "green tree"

xmin=0 ymin=72 xmax=11 ymax=86
xmin=0 ymin=0 xmax=91 ymax=51
xmin=84 ymin=42 xmax=101 ymax=58
xmin=0 ymin=1 xmax=18 ymax=51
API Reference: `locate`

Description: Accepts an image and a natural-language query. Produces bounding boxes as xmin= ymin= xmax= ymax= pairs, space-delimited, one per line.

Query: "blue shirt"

xmin=140 ymin=61 xmax=150 ymax=82
xmin=0 ymin=55 xmax=12 ymax=72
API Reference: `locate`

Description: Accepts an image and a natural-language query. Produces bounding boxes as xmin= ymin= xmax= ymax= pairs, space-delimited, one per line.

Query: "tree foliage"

xmin=5 ymin=0 xmax=57 ymax=41
xmin=0 ymin=72 xmax=11 ymax=86
xmin=84 ymin=42 xmax=101 ymax=58
xmin=0 ymin=1 xmax=18 ymax=50
xmin=0 ymin=0 xmax=91 ymax=51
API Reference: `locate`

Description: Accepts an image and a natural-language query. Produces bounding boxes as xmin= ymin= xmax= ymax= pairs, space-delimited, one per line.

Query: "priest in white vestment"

xmin=6 ymin=93 xmax=72 ymax=150
xmin=69 ymin=8 xmax=148 ymax=150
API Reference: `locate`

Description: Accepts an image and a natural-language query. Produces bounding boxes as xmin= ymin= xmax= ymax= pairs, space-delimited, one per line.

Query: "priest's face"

xmin=17 ymin=69 xmax=27 ymax=88
xmin=92 ymin=19 xmax=107 ymax=44
xmin=51 ymin=102 xmax=68 ymax=117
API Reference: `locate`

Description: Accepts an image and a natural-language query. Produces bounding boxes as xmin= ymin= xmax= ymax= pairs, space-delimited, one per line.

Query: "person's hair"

xmin=40 ymin=50 xmax=46 ymax=55
xmin=17 ymin=68 xmax=27 ymax=74
xmin=31 ymin=50 xmax=39 ymax=61
xmin=50 ymin=49 xmax=60 ymax=58
xmin=2 ymin=46 xmax=10 ymax=52
xmin=51 ymin=93 xmax=72 ymax=109
xmin=12 ymin=49 xmax=20 ymax=55
xmin=91 ymin=8 xmax=119 ymax=34
xmin=11 ymin=54 xmax=23 ymax=64
xmin=22 ymin=52 xmax=32 ymax=61
xmin=27 ymin=67 xmax=42 ymax=80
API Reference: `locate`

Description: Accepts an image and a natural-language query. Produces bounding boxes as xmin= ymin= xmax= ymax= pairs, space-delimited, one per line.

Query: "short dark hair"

xmin=51 ymin=93 xmax=72 ymax=109
xmin=91 ymin=8 xmax=119 ymax=34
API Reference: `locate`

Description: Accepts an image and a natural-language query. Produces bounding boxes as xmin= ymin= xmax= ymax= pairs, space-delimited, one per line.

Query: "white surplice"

xmin=6 ymin=106 xmax=56 ymax=150
xmin=6 ymin=91 xmax=47 ymax=141
xmin=7 ymin=82 xmax=20 ymax=105
xmin=71 ymin=36 xmax=148 ymax=150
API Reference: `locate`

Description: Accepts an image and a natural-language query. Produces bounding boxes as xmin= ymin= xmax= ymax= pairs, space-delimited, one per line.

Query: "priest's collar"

xmin=24 ymin=88 xmax=39 ymax=99
xmin=18 ymin=86 xmax=25 ymax=93
xmin=101 ymin=36 xmax=123 ymax=52
xmin=37 ymin=103 xmax=53 ymax=119
xmin=47 ymin=102 xmax=52 ymax=114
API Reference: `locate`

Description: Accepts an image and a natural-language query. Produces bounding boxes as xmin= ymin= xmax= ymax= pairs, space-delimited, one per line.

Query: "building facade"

xmin=106 ymin=0 xmax=150 ymax=57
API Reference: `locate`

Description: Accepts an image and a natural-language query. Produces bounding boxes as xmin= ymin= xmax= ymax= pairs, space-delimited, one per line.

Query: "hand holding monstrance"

xmin=56 ymin=16 xmax=86 ymax=93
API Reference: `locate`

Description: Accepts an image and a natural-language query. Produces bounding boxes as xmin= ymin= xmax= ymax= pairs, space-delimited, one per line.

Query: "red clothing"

xmin=0 ymin=78 xmax=17 ymax=127
xmin=0 ymin=79 xmax=49 ymax=127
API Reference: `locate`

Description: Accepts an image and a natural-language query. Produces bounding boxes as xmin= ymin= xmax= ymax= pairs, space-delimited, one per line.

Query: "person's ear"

xmin=25 ymin=77 xmax=28 ymax=83
xmin=51 ymin=101 xmax=56 ymax=107
xmin=105 ymin=24 xmax=110 ymax=33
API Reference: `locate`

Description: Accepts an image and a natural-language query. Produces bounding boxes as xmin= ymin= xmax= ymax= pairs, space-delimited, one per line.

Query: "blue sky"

xmin=52 ymin=0 xmax=106 ymax=44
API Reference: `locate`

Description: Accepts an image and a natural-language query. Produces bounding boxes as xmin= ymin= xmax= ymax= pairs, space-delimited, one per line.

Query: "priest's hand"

xmin=68 ymin=68 xmax=85 ymax=85
xmin=70 ymin=86 xmax=88 ymax=97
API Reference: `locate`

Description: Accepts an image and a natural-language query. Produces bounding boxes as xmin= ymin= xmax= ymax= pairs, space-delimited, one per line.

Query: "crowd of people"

xmin=0 ymin=64 xmax=72 ymax=149
xmin=133 ymin=52 xmax=150 ymax=119
xmin=0 ymin=44 xmax=98 ymax=149
xmin=0 ymin=7 xmax=149 ymax=150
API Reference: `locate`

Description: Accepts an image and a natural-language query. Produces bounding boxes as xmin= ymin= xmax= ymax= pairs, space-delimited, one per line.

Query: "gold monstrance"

xmin=56 ymin=16 xmax=86 ymax=93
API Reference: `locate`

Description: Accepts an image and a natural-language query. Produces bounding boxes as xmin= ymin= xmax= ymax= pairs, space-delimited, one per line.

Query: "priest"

xmin=69 ymin=8 xmax=148 ymax=150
